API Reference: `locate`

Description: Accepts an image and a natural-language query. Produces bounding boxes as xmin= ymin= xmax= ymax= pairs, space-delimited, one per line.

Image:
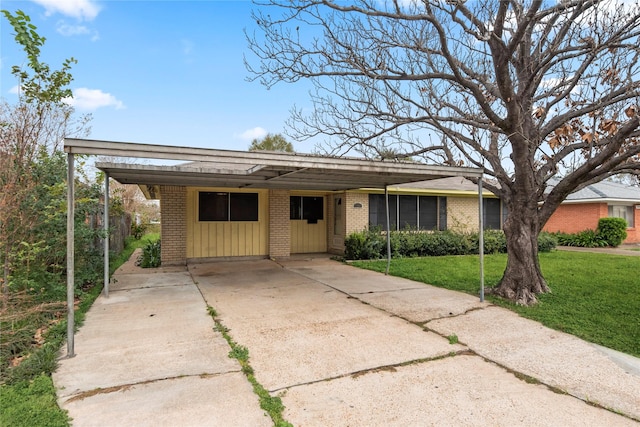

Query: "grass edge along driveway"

xmin=352 ymin=251 xmax=639 ymax=358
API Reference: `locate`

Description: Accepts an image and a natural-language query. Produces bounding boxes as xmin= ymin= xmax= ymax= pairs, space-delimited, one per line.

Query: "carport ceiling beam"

xmin=65 ymin=138 xmax=483 ymax=179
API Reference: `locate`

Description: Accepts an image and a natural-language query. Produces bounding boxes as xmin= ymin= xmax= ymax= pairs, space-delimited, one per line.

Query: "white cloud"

xmin=63 ymin=88 xmax=125 ymax=111
xmin=55 ymin=21 xmax=100 ymax=40
xmin=31 ymin=0 xmax=101 ymax=21
xmin=235 ymin=127 xmax=268 ymax=141
xmin=9 ymin=85 xmax=20 ymax=95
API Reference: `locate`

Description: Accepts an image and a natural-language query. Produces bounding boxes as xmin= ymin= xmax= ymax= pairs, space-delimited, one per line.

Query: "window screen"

xmin=483 ymin=198 xmax=502 ymax=230
xmin=369 ymin=194 xmax=444 ymax=231
xmin=290 ymin=196 xmax=324 ymax=223
xmin=368 ymin=194 xmax=397 ymax=230
xmin=230 ymin=193 xmax=259 ymax=221
xmin=199 ymin=192 xmax=258 ymax=222
xmin=399 ymin=195 xmax=418 ymax=229
xmin=608 ymin=205 xmax=634 ymax=228
xmin=419 ymin=196 xmax=438 ymax=230
xmin=199 ymin=192 xmax=228 ymax=221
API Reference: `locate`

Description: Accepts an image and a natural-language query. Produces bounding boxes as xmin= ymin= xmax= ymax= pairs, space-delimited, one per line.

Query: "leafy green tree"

xmin=0 ymin=10 xmax=101 ymax=379
xmin=249 ymin=133 xmax=294 ymax=152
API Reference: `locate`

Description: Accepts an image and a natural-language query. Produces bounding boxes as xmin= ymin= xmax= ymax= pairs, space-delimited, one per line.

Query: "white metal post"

xmin=385 ymin=185 xmax=391 ymax=275
xmin=66 ymin=153 xmax=75 ymax=357
xmin=103 ymin=173 xmax=110 ymax=297
xmin=478 ymin=177 xmax=485 ymax=302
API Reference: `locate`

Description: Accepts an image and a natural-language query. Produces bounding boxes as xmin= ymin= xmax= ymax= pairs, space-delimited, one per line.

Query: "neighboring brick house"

xmin=543 ymin=180 xmax=640 ymax=244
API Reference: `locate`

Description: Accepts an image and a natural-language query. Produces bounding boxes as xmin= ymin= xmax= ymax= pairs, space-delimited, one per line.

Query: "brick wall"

xmin=345 ymin=192 xmax=369 ymax=235
xmin=160 ymin=186 xmax=187 ymax=265
xmin=543 ymin=203 xmax=607 ymax=235
xmin=544 ymin=202 xmax=640 ymax=244
xmin=448 ymin=197 xmax=479 ymax=232
xmin=269 ymin=189 xmax=290 ymax=258
xmin=628 ymin=207 xmax=640 ymax=243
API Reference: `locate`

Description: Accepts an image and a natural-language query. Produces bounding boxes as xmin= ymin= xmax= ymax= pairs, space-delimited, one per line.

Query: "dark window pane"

xmin=199 ymin=192 xmax=228 ymax=221
xmin=368 ymin=194 xmax=383 ymax=227
xmin=399 ymin=195 xmax=417 ymax=229
xmin=303 ymin=196 xmax=323 ymax=223
xmin=290 ymin=196 xmax=302 ymax=220
xmin=483 ymin=198 xmax=501 ymax=230
xmin=368 ymin=194 xmax=397 ymax=230
xmin=419 ymin=196 xmax=438 ymax=230
xmin=230 ymin=193 xmax=258 ymax=221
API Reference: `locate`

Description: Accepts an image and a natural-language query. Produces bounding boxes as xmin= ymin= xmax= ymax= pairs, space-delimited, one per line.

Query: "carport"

xmin=63 ymin=138 xmax=485 ymax=357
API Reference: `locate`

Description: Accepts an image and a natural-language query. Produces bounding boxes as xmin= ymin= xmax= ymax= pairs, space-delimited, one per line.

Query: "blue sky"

xmin=0 ymin=0 xmax=317 ymax=152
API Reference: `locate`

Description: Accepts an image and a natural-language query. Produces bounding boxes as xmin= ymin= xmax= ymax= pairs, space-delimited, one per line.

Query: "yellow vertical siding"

xmin=290 ymin=220 xmax=327 ymax=253
xmin=186 ymin=188 xmax=268 ymax=258
xmin=290 ymin=193 xmax=328 ymax=253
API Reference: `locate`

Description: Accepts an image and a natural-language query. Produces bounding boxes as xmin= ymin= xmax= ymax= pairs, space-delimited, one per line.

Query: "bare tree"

xmin=246 ymin=0 xmax=640 ymax=305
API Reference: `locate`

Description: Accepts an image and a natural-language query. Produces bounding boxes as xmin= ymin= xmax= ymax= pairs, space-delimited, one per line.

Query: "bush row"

xmin=344 ymin=228 xmax=557 ymax=260
xmin=553 ymin=217 xmax=628 ymax=248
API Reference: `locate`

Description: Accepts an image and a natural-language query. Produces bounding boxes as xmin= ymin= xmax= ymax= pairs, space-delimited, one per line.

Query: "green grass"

xmin=1 ymin=232 xmax=159 ymax=427
xmin=0 ymin=374 xmax=70 ymax=427
xmin=109 ymin=232 xmax=160 ymax=275
xmin=352 ymin=251 xmax=640 ymax=357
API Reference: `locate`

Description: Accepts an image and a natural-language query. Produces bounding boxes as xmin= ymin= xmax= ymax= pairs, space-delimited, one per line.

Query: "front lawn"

xmin=351 ymin=251 xmax=639 ymax=357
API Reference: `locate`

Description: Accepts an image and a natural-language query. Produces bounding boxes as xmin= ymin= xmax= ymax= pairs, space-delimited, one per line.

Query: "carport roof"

xmin=66 ymin=138 xmax=483 ymax=195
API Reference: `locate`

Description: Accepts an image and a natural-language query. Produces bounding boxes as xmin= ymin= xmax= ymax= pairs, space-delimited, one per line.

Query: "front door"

xmin=290 ymin=195 xmax=327 ymax=253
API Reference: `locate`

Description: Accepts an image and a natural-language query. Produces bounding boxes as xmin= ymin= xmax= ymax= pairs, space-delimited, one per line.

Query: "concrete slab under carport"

xmin=191 ymin=259 xmax=466 ymax=392
xmin=279 ymin=256 xmax=488 ymax=322
xmin=53 ymin=263 xmax=271 ymax=427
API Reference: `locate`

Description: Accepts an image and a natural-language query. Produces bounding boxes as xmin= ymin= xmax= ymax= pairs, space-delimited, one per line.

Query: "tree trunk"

xmin=493 ymin=202 xmax=550 ymax=305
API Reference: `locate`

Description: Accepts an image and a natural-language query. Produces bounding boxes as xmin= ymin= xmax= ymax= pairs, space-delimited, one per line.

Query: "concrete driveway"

xmin=54 ymin=254 xmax=640 ymax=426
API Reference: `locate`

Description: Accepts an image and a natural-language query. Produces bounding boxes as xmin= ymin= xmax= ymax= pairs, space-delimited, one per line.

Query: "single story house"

xmin=65 ymin=139 xmax=494 ymax=265
xmin=543 ymin=180 xmax=640 ymax=244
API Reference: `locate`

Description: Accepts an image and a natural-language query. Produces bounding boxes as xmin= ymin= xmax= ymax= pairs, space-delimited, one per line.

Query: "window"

xmin=199 ymin=192 xmax=259 ymax=222
xmin=608 ymin=205 xmax=634 ymax=228
xmin=483 ymin=198 xmax=502 ymax=230
xmin=368 ymin=194 xmax=446 ymax=231
xmin=290 ymin=196 xmax=324 ymax=223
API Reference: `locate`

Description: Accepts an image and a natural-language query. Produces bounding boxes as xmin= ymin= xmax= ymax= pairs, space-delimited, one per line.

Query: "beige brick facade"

xmin=447 ymin=197 xmax=480 ymax=232
xmin=158 ymin=187 xmax=502 ymax=262
xmin=269 ymin=189 xmax=290 ymax=258
xmin=160 ymin=186 xmax=187 ymax=265
xmin=345 ymin=192 xmax=369 ymax=235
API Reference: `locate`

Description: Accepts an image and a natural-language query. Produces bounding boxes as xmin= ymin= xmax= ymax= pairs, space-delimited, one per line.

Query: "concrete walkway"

xmin=557 ymin=243 xmax=640 ymax=256
xmin=54 ymin=253 xmax=640 ymax=426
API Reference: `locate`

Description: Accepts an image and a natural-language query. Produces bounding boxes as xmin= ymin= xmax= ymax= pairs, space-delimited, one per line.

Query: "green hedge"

xmin=553 ymin=217 xmax=628 ymax=248
xmin=344 ymin=228 xmax=557 ymax=260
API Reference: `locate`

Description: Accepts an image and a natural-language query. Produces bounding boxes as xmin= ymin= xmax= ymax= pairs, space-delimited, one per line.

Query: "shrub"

xmin=131 ymin=223 xmax=147 ymax=240
xmin=344 ymin=229 xmax=386 ymax=260
xmin=344 ymin=228 xmax=555 ymax=260
xmin=537 ymin=232 xmax=558 ymax=253
xmin=596 ymin=217 xmax=628 ymax=247
xmin=138 ymin=240 xmax=161 ymax=268
xmin=479 ymin=229 xmax=507 ymax=254
xmin=554 ymin=229 xmax=608 ymax=247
